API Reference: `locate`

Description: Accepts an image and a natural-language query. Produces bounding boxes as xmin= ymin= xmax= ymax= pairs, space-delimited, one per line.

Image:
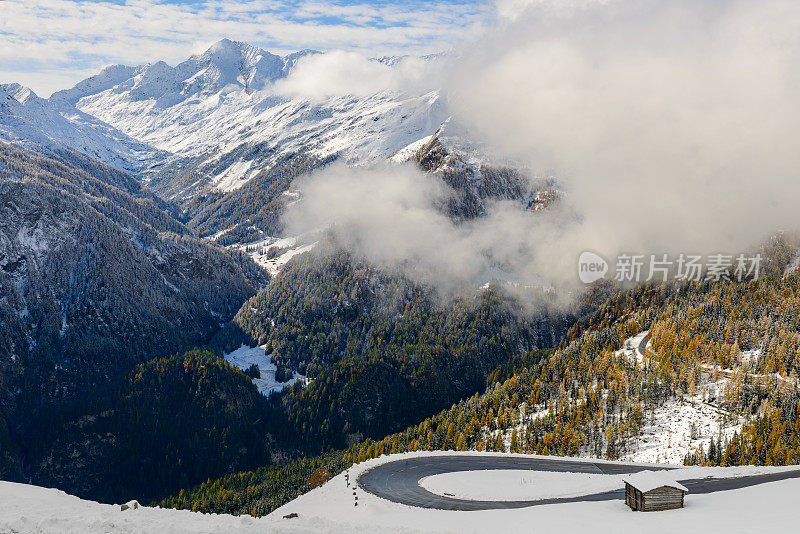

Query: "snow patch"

xmin=213 ymin=159 xmax=255 ymax=192
xmin=389 ymin=135 xmax=433 ymax=163
xmin=619 ymin=394 xmax=741 ymax=465
xmin=224 ymin=344 xmax=307 ymax=396
xmin=234 ymin=235 xmax=318 ymax=276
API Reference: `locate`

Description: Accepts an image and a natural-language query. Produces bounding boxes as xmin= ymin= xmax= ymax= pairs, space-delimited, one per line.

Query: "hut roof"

xmin=623 ymin=471 xmax=688 ymax=493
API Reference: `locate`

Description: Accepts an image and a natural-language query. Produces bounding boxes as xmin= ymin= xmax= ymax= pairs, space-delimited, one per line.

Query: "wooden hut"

xmin=623 ymin=471 xmax=688 ymax=511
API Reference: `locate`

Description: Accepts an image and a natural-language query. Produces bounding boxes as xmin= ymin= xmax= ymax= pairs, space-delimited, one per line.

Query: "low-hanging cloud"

xmin=272 ymin=51 xmax=441 ymax=99
xmin=285 ymin=0 xmax=800 ymax=296
xmin=284 ymin=163 xmax=576 ymax=296
xmin=448 ymin=0 xmax=800 ymax=261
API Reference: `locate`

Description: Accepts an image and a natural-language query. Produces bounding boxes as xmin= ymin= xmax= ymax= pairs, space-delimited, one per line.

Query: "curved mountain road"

xmin=357 ymin=455 xmax=800 ymax=511
xmin=638 ymin=333 xmax=651 ymax=357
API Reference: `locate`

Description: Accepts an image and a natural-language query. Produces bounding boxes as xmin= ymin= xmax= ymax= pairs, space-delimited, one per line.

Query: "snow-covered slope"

xmin=0 ymin=83 xmax=161 ymax=173
xmin=3 ymin=453 xmax=799 ymax=534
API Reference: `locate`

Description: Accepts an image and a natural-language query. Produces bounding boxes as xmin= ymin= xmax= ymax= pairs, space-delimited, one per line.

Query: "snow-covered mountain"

xmin=1 ymin=40 xmax=450 ymax=198
xmin=66 ymin=39 xmax=448 ymax=198
xmin=1 ymin=39 xmax=544 ymax=251
xmin=53 ymin=39 xmax=312 ymax=108
xmin=1 ymin=40 xmax=538 ymax=202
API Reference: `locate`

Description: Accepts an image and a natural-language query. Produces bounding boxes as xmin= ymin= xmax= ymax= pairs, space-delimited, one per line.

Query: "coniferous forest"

xmin=159 ymin=237 xmax=800 ymax=516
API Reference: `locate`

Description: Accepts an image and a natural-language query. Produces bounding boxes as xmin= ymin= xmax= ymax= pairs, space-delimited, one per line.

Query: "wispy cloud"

xmin=0 ymin=0 xmax=492 ymax=96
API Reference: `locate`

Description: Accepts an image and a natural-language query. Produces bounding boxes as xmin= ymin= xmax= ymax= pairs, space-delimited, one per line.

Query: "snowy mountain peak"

xmin=194 ymin=38 xmax=267 ymax=66
xmin=187 ymin=39 xmax=287 ymax=93
xmin=50 ymin=64 xmax=140 ymax=106
xmin=75 ymin=40 xmax=300 ymax=106
xmin=1 ymin=83 xmax=40 ymax=105
xmin=198 ymin=37 xmax=247 ymax=57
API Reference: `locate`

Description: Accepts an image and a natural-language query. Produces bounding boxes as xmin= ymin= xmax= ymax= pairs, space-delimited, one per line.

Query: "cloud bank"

xmin=448 ymin=0 xmax=800 ymax=259
xmin=286 ymin=0 xmax=800 ymax=295
xmin=285 ymin=164 xmax=562 ymax=296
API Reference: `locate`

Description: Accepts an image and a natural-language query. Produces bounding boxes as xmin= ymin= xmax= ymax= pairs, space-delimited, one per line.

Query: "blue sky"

xmin=0 ymin=0 xmax=497 ymax=96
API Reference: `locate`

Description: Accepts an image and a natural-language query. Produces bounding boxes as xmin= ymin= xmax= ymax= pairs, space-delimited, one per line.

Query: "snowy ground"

xmin=3 ymin=452 xmax=799 ymax=534
xmin=223 ymin=344 xmax=307 ymax=396
xmin=232 ymin=235 xmax=317 ymax=276
xmin=619 ymin=394 xmax=740 ymax=464
xmin=417 ymin=458 xmax=792 ymax=502
xmin=420 ymin=469 xmax=621 ymax=501
xmin=613 ymin=331 xmax=742 ymax=464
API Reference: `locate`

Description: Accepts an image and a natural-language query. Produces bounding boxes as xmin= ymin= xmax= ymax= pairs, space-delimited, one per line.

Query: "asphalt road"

xmin=357 ymin=455 xmax=800 ymax=511
xmin=637 ymin=333 xmax=650 ymax=356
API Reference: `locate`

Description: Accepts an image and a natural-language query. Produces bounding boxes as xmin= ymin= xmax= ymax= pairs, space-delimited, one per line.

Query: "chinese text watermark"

xmin=578 ymin=252 xmax=761 ymax=284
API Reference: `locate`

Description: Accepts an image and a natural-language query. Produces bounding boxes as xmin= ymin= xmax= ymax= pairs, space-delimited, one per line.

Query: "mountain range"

xmin=3 ymin=40 xmax=445 ymax=196
xmin=2 ymin=40 xmax=545 ymax=248
xmin=0 ymin=39 xmax=558 ymax=498
xmin=3 ymin=37 xmax=800 ymax=521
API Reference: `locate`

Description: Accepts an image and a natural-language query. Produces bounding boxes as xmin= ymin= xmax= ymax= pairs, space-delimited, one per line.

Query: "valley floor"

xmin=2 ymin=452 xmax=798 ymax=534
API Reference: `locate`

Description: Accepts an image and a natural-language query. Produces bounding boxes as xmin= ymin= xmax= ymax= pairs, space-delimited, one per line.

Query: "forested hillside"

xmin=162 ymin=236 xmax=800 ymax=516
xmin=0 ymin=141 xmax=578 ymax=502
xmin=29 ymin=348 xmax=271 ymax=503
xmin=0 ymin=143 xmax=267 ymax=484
xmin=348 ymin=237 xmax=800 ymax=462
xmin=231 ymin=249 xmax=579 ymax=450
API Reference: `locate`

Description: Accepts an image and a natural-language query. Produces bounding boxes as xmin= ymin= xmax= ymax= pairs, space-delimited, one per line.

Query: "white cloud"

xmin=273 ymin=51 xmax=441 ymax=99
xmin=284 ymin=0 xmax=800 ymax=297
xmin=285 ymin=163 xmax=565 ymax=296
xmin=447 ymin=0 xmax=800 ymax=263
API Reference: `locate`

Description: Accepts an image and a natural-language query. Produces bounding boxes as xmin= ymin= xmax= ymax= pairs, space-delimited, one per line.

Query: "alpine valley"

xmin=0 ymin=39 xmax=565 ymax=502
xmin=2 ymin=38 xmax=800 ymax=526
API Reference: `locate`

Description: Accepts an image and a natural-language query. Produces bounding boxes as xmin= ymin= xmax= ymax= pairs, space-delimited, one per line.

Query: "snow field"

xmin=3 ymin=452 xmax=800 ymax=534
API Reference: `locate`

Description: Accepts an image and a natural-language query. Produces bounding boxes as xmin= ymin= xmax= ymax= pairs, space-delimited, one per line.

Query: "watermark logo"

xmin=578 ymin=252 xmax=761 ymax=284
xmin=578 ymin=251 xmax=609 ymax=284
